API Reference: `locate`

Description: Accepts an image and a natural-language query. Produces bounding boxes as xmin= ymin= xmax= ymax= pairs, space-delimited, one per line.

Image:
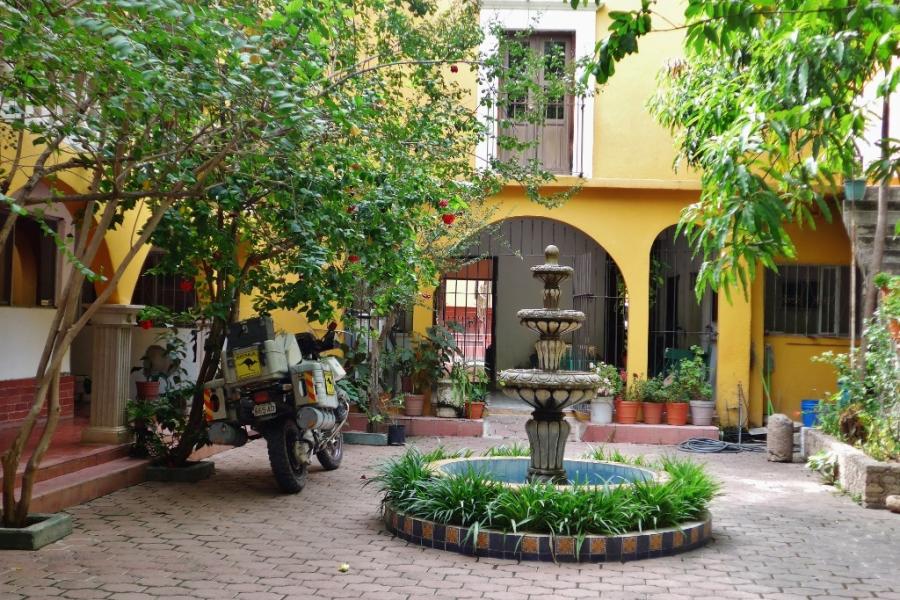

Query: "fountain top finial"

xmin=544 ymin=245 xmax=560 ymax=265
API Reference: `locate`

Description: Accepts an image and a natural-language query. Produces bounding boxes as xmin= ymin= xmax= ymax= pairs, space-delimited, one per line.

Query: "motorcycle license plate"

xmin=234 ymin=347 xmax=262 ymax=380
xmin=252 ymin=402 xmax=276 ymax=417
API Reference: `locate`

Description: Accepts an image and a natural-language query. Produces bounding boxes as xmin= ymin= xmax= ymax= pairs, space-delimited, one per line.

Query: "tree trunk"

xmin=862 ymin=93 xmax=891 ymax=321
xmin=171 ymin=317 xmax=227 ymax=466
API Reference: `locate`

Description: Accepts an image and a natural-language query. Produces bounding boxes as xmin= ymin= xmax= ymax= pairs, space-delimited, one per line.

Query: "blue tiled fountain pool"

xmin=432 ymin=457 xmax=657 ymax=486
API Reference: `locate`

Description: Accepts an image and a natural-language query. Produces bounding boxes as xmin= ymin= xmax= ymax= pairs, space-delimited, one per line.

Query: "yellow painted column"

xmin=715 ymin=284 xmax=753 ymax=428
xmin=748 ymin=271 xmax=766 ymax=427
xmin=624 ymin=252 xmax=650 ymax=378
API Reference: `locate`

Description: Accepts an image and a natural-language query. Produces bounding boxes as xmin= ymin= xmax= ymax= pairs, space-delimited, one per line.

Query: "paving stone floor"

xmin=2 ymin=434 xmax=900 ymax=600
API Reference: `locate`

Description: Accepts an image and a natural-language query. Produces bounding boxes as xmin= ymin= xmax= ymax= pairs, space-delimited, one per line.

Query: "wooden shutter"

xmin=37 ymin=219 xmax=58 ymax=306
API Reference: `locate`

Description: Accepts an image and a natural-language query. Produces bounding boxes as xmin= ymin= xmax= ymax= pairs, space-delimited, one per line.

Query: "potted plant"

xmin=465 ymin=368 xmax=489 ymax=420
xmin=640 ymin=376 xmax=666 ymax=425
xmin=589 ymin=362 xmax=621 ymax=424
xmin=669 ymin=346 xmax=712 ymax=426
xmin=385 ymin=395 xmax=407 ymax=445
xmin=126 ymin=331 xmax=214 ymax=481
xmin=617 ymin=374 xmax=644 ymax=424
xmin=380 ymin=345 xmax=424 ymax=416
xmin=409 ymin=323 xmax=462 ymax=417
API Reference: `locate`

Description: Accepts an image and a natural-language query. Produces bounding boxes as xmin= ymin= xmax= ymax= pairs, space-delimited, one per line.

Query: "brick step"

xmin=581 ymin=423 xmax=718 ymax=445
xmin=14 ymin=443 xmax=131 ymax=487
xmin=18 ymin=456 xmax=149 ymax=514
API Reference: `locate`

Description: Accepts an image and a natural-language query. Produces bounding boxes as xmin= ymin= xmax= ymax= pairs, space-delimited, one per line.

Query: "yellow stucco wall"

xmin=758 ymin=218 xmax=853 ymax=422
xmin=593 ymin=2 xmax=699 ymax=185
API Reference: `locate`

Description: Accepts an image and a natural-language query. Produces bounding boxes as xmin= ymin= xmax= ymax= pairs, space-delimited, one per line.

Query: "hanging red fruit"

xmin=139 ymin=320 xmax=153 ymax=330
xmin=450 ymin=64 xmax=459 ymax=73
xmin=348 ymin=255 xmax=360 ymax=263
xmin=179 ymin=279 xmax=194 ymax=293
xmin=442 ymin=213 xmax=455 ymax=225
xmin=438 ymin=199 xmax=449 ymax=208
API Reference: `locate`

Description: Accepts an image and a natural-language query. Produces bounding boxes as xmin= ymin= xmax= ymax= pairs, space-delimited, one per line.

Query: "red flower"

xmin=139 ymin=320 xmax=153 ymax=330
xmin=442 ymin=213 xmax=455 ymax=225
xmin=347 ymin=205 xmax=357 ymax=214
xmin=438 ymin=199 xmax=449 ymax=208
xmin=450 ymin=64 xmax=459 ymax=73
xmin=348 ymin=255 xmax=360 ymax=263
xmin=179 ymin=279 xmax=194 ymax=293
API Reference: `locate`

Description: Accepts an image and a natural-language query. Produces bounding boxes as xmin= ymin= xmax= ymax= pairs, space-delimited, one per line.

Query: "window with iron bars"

xmin=764 ymin=265 xmax=858 ymax=337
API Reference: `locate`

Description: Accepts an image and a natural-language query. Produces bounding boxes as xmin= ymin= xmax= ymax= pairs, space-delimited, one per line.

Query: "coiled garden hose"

xmin=677 ymin=437 xmax=766 ymax=453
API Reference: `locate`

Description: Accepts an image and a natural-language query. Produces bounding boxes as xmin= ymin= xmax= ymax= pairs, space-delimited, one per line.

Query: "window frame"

xmin=764 ymin=264 xmax=856 ymax=338
xmin=0 ymin=211 xmax=59 ymax=308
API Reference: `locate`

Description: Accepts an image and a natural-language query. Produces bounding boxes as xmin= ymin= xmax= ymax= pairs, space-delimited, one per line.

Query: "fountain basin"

xmin=498 ymin=369 xmax=600 ymax=410
xmin=517 ymin=308 xmax=584 ymax=337
xmin=430 ymin=456 xmax=662 ymax=487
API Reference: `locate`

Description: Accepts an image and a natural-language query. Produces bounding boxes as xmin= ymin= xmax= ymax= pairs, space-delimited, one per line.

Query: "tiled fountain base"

xmin=384 ymin=504 xmax=712 ymax=562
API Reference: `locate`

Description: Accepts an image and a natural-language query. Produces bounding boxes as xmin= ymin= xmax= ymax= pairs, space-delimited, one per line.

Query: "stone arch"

xmin=439 ymin=216 xmax=628 ymax=383
xmin=647 ymin=224 xmax=717 ymax=383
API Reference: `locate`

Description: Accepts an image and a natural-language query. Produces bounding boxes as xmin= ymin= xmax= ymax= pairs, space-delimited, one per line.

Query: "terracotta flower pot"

xmin=466 ymin=401 xmax=486 ymax=420
xmin=666 ymin=402 xmax=689 ymax=426
xmin=136 ymin=381 xmax=160 ymax=401
xmin=889 ymin=318 xmax=900 ymax=343
xmin=404 ymin=394 xmax=425 ymax=417
xmin=616 ymin=400 xmax=640 ymax=424
xmin=642 ymin=402 xmax=664 ymax=424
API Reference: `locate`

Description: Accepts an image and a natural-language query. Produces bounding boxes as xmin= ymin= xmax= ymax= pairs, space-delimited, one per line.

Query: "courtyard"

xmin=2 ymin=433 xmax=899 ymax=600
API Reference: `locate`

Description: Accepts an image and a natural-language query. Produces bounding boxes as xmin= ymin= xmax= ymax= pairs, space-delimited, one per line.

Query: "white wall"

xmin=69 ymin=324 xmax=207 ymax=399
xmin=0 ymin=307 xmax=70 ymax=380
xmin=495 ymin=254 xmax=574 ymax=371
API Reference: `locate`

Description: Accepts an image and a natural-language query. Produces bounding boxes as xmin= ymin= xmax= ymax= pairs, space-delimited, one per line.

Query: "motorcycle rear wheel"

xmin=316 ymin=432 xmax=343 ymax=471
xmin=264 ymin=420 xmax=309 ymax=494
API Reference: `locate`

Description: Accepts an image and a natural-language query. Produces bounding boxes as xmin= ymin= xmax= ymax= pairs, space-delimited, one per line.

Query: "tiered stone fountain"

xmin=497 ymin=245 xmax=601 ymax=483
xmin=391 ymin=246 xmax=713 ymax=560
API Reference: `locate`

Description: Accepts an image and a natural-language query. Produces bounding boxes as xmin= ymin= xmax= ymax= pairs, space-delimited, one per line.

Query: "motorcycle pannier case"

xmin=290 ymin=362 xmax=339 ymax=409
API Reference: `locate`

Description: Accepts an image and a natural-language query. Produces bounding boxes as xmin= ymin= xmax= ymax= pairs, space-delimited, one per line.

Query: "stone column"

xmin=82 ymin=304 xmax=142 ymax=444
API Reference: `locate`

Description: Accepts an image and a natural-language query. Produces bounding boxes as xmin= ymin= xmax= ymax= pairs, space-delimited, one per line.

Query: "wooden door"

xmin=498 ymin=33 xmax=574 ymax=174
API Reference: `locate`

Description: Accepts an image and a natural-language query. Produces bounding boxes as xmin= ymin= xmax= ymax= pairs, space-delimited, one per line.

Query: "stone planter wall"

xmin=803 ymin=428 xmax=900 ymax=509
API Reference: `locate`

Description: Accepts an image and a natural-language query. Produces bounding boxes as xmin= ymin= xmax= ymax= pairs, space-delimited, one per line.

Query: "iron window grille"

xmin=764 ymin=265 xmax=857 ymax=337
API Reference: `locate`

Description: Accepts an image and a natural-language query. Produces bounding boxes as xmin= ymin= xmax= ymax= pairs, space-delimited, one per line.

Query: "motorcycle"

xmin=203 ymin=316 xmax=349 ymax=493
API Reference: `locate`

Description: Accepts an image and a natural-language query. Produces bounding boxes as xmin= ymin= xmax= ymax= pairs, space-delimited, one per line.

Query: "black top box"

xmin=227 ymin=316 xmax=275 ymax=350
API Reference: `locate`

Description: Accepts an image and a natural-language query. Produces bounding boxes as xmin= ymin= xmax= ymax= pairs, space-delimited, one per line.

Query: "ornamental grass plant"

xmin=370 ymin=447 xmax=719 ymax=537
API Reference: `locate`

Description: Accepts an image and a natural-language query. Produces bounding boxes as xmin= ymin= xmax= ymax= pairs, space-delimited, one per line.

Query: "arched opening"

xmin=132 ymin=248 xmax=197 ymax=311
xmin=647 ymin=226 xmax=717 ymax=379
xmin=436 ymin=217 xmax=627 ymax=386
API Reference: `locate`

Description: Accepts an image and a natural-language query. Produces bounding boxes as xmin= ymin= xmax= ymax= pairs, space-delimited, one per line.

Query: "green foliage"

xmin=482 ymin=443 xmax=530 ymax=457
xmin=126 ymin=384 xmax=203 ymax=467
xmin=590 ymin=361 xmax=623 ymax=397
xmin=814 ymin=309 xmax=900 ymax=461
xmin=582 ymin=446 xmax=651 ymax=467
xmin=371 ymin=447 xmax=719 ymax=537
xmin=669 ymin=346 xmax=713 ymax=402
xmin=874 ymin=273 xmax=900 ymax=319
xmin=571 ymin=1 xmax=898 ymax=297
xmin=409 ymin=324 xmax=462 ymax=393
xmin=624 ymin=374 xmax=663 ymax=403
xmin=806 ymin=450 xmax=838 ymax=485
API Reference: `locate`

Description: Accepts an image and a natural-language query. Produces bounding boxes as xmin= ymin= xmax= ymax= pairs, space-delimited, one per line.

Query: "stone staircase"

xmin=842 ymin=187 xmax=900 ymax=276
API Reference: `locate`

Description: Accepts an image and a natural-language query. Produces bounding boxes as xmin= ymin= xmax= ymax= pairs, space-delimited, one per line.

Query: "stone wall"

xmin=803 ymin=428 xmax=900 ymax=509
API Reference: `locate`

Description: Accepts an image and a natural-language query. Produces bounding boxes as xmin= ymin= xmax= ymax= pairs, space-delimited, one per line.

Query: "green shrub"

xmin=483 ymin=443 xmax=530 ymax=457
xmin=370 ymin=448 xmax=719 ymax=537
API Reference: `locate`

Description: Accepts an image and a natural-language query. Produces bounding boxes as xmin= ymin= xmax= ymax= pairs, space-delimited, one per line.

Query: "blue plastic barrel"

xmin=800 ymin=399 xmax=820 ymax=427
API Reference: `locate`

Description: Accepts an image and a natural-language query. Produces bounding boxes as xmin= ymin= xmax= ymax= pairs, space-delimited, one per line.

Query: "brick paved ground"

xmin=2 ymin=433 xmax=900 ymax=600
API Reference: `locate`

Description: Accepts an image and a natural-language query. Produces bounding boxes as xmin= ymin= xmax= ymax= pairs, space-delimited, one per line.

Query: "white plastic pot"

xmin=590 ymin=396 xmax=614 ymax=424
xmin=690 ymin=400 xmax=715 ymax=426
